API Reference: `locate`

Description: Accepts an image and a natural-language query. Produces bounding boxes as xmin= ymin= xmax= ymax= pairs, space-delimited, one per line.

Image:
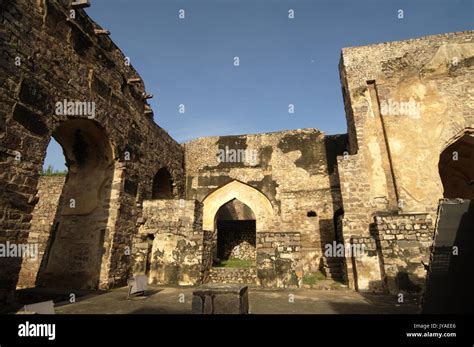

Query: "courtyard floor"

xmin=47 ymin=286 xmax=420 ymax=314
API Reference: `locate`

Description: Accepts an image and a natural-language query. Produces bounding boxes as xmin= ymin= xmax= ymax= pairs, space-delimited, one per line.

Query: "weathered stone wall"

xmin=209 ymin=268 xmax=257 ymax=285
xmin=16 ymin=176 xmax=65 ymax=288
xmin=2 ymin=0 xmax=469 ymax=297
xmin=185 ymin=129 xmax=347 ymax=283
xmin=348 ymin=236 xmax=382 ymax=292
xmin=372 ymin=213 xmax=434 ymax=294
xmin=256 ymin=232 xmax=301 ymax=288
xmin=0 ymin=0 xmax=185 ymax=301
xmin=134 ymin=199 xmax=207 ymax=285
xmin=338 ymin=30 xmax=474 ymax=291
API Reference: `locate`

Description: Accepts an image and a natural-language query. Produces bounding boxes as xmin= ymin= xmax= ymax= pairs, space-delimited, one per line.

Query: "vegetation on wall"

xmin=40 ymin=164 xmax=68 ymax=176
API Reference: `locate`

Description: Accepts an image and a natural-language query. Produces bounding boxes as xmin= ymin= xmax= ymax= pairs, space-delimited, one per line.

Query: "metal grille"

xmin=429 ymin=246 xmax=452 ymax=275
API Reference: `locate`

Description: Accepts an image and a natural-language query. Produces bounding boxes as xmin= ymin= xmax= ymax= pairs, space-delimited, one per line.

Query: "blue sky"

xmin=44 ymin=0 xmax=473 ymax=171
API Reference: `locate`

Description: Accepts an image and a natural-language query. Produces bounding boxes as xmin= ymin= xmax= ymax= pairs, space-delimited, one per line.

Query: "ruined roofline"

xmin=73 ymin=3 xmax=347 ymax=148
xmin=340 ymin=29 xmax=474 ymax=54
xmin=183 ymin=128 xmax=348 ymax=144
xmin=65 ymin=3 xmax=178 ymax=146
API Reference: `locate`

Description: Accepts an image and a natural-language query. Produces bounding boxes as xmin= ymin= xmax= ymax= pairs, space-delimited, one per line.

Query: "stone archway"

xmin=439 ymin=131 xmax=474 ymax=199
xmin=422 ymin=130 xmax=474 ymax=313
xmin=31 ymin=119 xmax=116 ymax=290
xmin=202 ymin=180 xmax=274 ymax=232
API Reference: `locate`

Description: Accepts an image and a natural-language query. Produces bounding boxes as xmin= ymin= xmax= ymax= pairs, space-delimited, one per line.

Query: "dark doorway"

xmin=422 ymin=200 xmax=474 ymax=313
xmin=438 ymin=133 xmax=474 ymax=199
xmin=151 ymin=167 xmax=173 ymax=199
xmin=213 ymin=199 xmax=256 ymax=266
xmin=423 ymin=134 xmax=474 ymax=312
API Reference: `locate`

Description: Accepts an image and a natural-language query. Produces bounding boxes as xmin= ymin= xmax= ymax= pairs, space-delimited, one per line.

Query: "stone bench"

xmin=192 ymin=284 xmax=249 ymax=314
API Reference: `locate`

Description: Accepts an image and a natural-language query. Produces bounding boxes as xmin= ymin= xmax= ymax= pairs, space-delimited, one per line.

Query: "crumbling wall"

xmin=16 ymin=176 xmax=65 ymax=288
xmin=372 ymin=213 xmax=434 ymax=294
xmin=338 ymin=30 xmax=474 ymax=291
xmin=256 ymin=232 xmax=301 ymax=288
xmin=185 ymin=129 xmax=347 ymax=284
xmin=133 ymin=200 xmax=207 ymax=285
xmin=0 ymin=0 xmax=185 ymax=301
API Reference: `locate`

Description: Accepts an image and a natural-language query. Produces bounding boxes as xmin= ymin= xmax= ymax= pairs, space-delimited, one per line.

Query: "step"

xmin=208 ymin=267 xmax=257 ymax=285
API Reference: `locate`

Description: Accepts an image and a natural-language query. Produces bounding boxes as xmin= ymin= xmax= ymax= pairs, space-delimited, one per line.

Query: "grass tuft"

xmin=302 ymin=271 xmax=327 ymax=285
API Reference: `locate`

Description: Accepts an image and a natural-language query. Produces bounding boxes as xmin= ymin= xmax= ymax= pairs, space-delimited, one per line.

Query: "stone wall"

xmin=348 ymin=235 xmax=382 ymax=292
xmin=338 ymin=30 xmax=474 ymax=291
xmin=372 ymin=213 xmax=434 ymax=294
xmin=209 ymin=268 xmax=257 ymax=285
xmin=16 ymin=176 xmax=65 ymax=288
xmin=133 ymin=199 xmax=208 ymax=285
xmin=256 ymin=232 xmax=301 ymax=288
xmin=0 ymin=0 xmax=185 ymax=302
xmin=2 ymin=1 xmax=469 ymax=297
xmin=185 ymin=129 xmax=347 ymax=282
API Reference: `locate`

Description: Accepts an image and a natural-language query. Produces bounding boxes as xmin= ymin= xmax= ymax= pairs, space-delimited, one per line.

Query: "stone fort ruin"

xmin=1 ymin=1 xmax=473 ymax=306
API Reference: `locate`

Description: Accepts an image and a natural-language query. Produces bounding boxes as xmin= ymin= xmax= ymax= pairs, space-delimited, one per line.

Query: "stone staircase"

xmin=323 ymin=257 xmax=345 ymax=282
xmin=208 ymin=267 xmax=257 ymax=285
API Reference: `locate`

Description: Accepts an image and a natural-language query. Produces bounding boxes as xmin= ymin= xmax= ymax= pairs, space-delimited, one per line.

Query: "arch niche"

xmin=439 ymin=131 xmax=474 ymax=199
xmin=202 ymin=180 xmax=274 ymax=232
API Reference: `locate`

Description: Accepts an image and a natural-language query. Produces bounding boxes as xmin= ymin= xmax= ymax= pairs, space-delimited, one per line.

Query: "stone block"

xmin=192 ymin=284 xmax=249 ymax=314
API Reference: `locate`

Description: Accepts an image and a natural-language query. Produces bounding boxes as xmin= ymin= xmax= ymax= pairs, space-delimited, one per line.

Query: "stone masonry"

xmin=16 ymin=176 xmax=65 ymax=289
xmin=371 ymin=213 xmax=435 ymax=294
xmin=337 ymin=30 xmax=474 ymax=292
xmin=0 ymin=0 xmax=472 ymax=304
xmin=1 ymin=0 xmax=184 ymax=302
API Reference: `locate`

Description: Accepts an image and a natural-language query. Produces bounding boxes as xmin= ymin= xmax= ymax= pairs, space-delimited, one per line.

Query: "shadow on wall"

xmin=324 ymin=135 xmax=349 ymax=285
xmin=371 ymin=222 xmax=426 ymax=295
xmin=422 ymin=200 xmax=474 ymax=314
xmin=318 ymin=218 xmax=345 ymax=283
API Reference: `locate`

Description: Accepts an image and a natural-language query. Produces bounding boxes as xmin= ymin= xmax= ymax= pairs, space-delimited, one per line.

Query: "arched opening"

xmin=33 ymin=119 xmax=115 ymax=290
xmin=16 ymin=138 xmax=69 ymax=290
xmin=439 ymin=133 xmax=474 ymax=199
xmin=151 ymin=167 xmax=173 ymax=199
xmin=423 ymin=132 xmax=474 ymax=313
xmin=213 ymin=199 xmax=256 ymax=268
xmin=201 ymin=181 xmax=272 ymax=283
xmin=41 ymin=138 xmax=68 ymax=175
xmin=202 ymin=180 xmax=274 ymax=232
